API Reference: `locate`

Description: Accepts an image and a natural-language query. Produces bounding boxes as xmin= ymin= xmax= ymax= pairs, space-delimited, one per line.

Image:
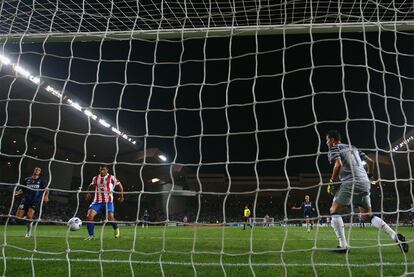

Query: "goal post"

xmin=0 ymin=0 xmax=413 ymax=276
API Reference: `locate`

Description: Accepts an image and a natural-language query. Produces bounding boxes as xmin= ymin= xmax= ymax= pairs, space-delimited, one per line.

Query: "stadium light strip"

xmin=0 ymin=53 xmax=136 ymax=145
xmin=392 ymin=136 xmax=413 ymax=151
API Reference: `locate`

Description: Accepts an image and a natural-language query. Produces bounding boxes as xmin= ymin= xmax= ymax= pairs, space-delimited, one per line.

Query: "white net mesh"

xmin=0 ymin=0 xmax=414 ymax=276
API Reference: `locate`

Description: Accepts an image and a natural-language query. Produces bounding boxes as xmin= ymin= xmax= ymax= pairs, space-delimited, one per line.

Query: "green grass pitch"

xmin=0 ymin=225 xmax=412 ymax=276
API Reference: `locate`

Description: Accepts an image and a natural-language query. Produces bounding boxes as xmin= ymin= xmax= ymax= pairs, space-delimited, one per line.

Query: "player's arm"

xmin=366 ymin=156 xmax=374 ymax=178
xmin=330 ymin=159 xmax=342 ymax=182
xmin=359 ymin=150 xmax=375 ymax=179
xmin=291 ymin=202 xmax=303 ymax=210
xmin=115 ymin=180 xmax=124 ymax=203
xmin=14 ymin=180 xmax=26 ymax=197
xmin=43 ymin=186 xmax=49 ymax=203
xmin=85 ymin=180 xmax=95 ymax=202
xmin=15 ymin=177 xmax=30 ymax=197
xmin=14 ymin=187 xmax=23 ymax=197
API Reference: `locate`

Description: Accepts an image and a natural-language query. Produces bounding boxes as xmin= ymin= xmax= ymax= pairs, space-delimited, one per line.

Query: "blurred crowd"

xmin=0 ymin=189 xmax=412 ymax=226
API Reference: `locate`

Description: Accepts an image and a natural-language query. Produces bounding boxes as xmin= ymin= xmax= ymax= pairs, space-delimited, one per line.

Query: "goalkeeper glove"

xmin=327 ymin=179 xmax=335 ymax=195
xmin=367 ymin=172 xmax=375 ymax=184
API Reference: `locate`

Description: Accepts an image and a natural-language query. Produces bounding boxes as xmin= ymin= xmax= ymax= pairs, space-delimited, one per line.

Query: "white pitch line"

xmin=11 ymin=234 xmax=383 ymax=242
xmin=1 ymin=257 xmax=413 ymax=268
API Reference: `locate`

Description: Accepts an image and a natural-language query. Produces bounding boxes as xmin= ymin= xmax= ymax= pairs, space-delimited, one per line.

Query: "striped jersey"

xmin=23 ymin=176 xmax=46 ymax=203
xmin=328 ymin=143 xmax=369 ymax=182
xmin=91 ymin=174 xmax=121 ymax=203
xmin=301 ymin=201 xmax=313 ymax=214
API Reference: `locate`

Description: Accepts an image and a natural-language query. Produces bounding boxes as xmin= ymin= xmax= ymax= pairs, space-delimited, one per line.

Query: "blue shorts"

xmin=304 ymin=212 xmax=312 ymax=218
xmin=89 ymin=202 xmax=115 ymax=214
xmin=18 ymin=198 xmax=40 ymax=212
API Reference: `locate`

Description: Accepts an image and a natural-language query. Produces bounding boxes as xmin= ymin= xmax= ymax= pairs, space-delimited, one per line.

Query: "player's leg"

xmin=330 ymin=201 xmax=348 ymax=251
xmin=330 ymin=183 xmax=353 ymax=252
xmin=85 ymin=206 xmax=98 ymax=240
xmin=15 ymin=208 xmax=25 ymax=218
xmin=305 ymin=216 xmax=310 ymax=232
xmin=107 ymin=203 xmax=119 ymax=238
xmin=16 ymin=201 xmax=28 ymax=237
xmin=359 ymin=205 xmax=408 ymax=253
xmin=25 ymin=208 xmax=36 ymax=237
xmin=107 ymin=213 xmax=120 ymax=238
xmin=359 ymin=206 xmax=395 ymax=238
xmin=356 ymin=185 xmax=408 ymax=253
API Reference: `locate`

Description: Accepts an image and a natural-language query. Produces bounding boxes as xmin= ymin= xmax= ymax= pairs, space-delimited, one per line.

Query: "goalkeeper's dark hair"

xmin=326 ymin=130 xmax=341 ymax=141
xmin=33 ymin=166 xmax=42 ymax=175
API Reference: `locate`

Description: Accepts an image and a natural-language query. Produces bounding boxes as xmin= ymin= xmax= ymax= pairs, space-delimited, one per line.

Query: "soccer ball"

xmin=67 ymin=217 xmax=82 ymax=231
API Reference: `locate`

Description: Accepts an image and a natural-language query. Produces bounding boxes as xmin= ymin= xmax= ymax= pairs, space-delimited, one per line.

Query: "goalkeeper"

xmin=325 ymin=130 xmax=408 ymax=253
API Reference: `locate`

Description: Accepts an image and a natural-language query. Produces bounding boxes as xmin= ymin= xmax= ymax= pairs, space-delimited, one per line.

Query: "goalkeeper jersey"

xmin=328 ymin=143 xmax=369 ymax=182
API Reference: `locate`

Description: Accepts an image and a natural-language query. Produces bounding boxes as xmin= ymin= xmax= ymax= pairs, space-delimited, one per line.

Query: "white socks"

xmin=26 ymin=222 xmax=33 ymax=236
xmin=370 ymin=216 xmax=398 ymax=241
xmin=331 ymin=214 xmax=348 ymax=248
xmin=330 ymin=215 xmax=398 ymax=248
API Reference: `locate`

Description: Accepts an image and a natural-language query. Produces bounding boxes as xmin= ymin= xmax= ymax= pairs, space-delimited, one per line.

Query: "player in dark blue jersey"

xmin=14 ymin=167 xmax=49 ymax=237
xmin=326 ymin=130 xmax=408 ymax=253
xmin=291 ymin=195 xmax=315 ymax=232
xmin=142 ymin=209 xmax=150 ymax=229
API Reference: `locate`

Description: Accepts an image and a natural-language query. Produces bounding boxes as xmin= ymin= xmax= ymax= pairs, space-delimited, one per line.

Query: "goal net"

xmin=0 ymin=0 xmax=413 ymax=276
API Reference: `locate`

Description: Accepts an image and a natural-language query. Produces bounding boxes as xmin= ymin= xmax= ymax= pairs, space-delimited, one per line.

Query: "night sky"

xmin=1 ymin=30 xmax=414 ymax=177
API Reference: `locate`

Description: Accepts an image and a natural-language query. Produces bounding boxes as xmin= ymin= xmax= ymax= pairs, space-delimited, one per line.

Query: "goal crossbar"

xmin=1 ymin=21 xmax=414 ymax=43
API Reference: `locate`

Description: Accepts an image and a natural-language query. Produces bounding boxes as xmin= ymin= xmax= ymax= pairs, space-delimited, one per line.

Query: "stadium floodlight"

xmin=1 ymin=49 xmax=137 ymax=146
xmin=0 ymin=55 xmax=11 ymax=65
xmin=392 ymin=136 xmax=413 ymax=151
xmin=158 ymin=154 xmax=167 ymax=162
xmin=13 ymin=65 xmax=31 ymax=78
xmin=151 ymin=178 xmax=160 ymax=183
xmin=45 ymin=85 xmax=63 ymax=99
xmin=84 ymin=110 xmax=97 ymax=120
xmin=67 ymin=99 xmax=82 ymax=112
xmin=111 ymin=127 xmax=122 ymax=135
xmin=98 ymin=119 xmax=110 ymax=128
xmin=29 ymin=76 xmax=40 ymax=85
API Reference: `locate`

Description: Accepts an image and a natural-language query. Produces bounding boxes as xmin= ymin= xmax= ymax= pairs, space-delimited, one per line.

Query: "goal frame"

xmin=1 ymin=21 xmax=414 ymax=43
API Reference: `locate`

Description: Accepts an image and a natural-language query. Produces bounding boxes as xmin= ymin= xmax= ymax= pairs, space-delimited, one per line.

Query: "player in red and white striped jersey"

xmin=84 ymin=164 xmax=124 ymax=240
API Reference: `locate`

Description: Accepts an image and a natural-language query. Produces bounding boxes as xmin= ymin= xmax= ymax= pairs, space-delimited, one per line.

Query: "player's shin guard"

xmin=112 ymin=222 xmax=118 ymax=230
xmin=86 ymin=222 xmax=95 ymax=236
xmin=331 ymin=214 xmax=348 ymax=248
